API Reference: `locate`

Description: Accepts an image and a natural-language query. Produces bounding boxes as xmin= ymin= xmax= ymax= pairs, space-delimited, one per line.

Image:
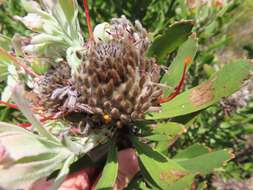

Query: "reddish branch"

xmin=16 ymin=114 xmax=60 ymax=128
xmin=0 ymin=48 xmax=39 ymax=78
xmin=0 ymin=100 xmax=18 ymax=109
xmin=159 ymin=56 xmax=192 ymax=103
xmin=83 ymin=0 xmax=94 ymax=40
xmin=0 ymin=100 xmax=60 ymax=128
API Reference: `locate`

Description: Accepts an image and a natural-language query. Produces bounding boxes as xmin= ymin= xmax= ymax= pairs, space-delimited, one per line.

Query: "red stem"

xmin=0 ymin=100 xmax=31 ymax=128
xmin=83 ymin=0 xmax=94 ymax=40
xmin=16 ymin=114 xmax=58 ymax=128
xmin=0 ymin=100 xmax=59 ymax=128
xmin=159 ymin=56 xmax=192 ymax=103
xmin=17 ymin=123 xmax=32 ymax=128
xmin=0 ymin=48 xmax=39 ymax=78
xmin=0 ymin=100 xmax=18 ymax=109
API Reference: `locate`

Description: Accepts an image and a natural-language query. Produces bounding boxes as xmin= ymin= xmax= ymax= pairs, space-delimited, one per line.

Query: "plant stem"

xmin=159 ymin=56 xmax=192 ymax=103
xmin=83 ymin=0 xmax=94 ymax=40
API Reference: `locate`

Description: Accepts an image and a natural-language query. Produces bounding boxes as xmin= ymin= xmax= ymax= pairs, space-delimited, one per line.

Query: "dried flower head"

xmin=32 ymin=16 xmax=162 ymax=130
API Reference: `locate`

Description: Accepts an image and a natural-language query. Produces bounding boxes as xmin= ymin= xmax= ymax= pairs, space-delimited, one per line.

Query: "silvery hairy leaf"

xmin=0 ymin=122 xmax=75 ymax=189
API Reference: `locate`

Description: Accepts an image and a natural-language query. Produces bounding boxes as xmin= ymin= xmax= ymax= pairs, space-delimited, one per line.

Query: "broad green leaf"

xmin=0 ymin=47 xmax=15 ymax=64
xmin=174 ymin=144 xmax=209 ymax=160
xmin=161 ymin=36 xmax=198 ymax=95
xmin=176 ymin=150 xmax=233 ymax=175
xmin=130 ymin=136 xmax=190 ymax=190
xmin=152 ymin=122 xmax=185 ymax=137
xmin=0 ymin=122 xmax=73 ymax=189
xmin=167 ymin=174 xmax=196 ymax=190
xmin=145 ymin=122 xmax=185 ymax=153
xmin=145 ymin=134 xmax=169 ymax=141
xmin=147 ymin=21 xmax=194 ymax=63
xmin=146 ymin=60 xmax=253 ymax=120
xmin=58 ymin=0 xmax=76 ymax=23
xmin=96 ymin=143 xmax=118 ymax=190
xmin=0 ymin=35 xmax=11 ymax=50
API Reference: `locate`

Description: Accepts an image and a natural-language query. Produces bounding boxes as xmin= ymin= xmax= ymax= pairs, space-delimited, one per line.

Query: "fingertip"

xmin=113 ymin=148 xmax=140 ymax=190
xmin=118 ymin=148 xmax=139 ymax=174
xmin=58 ymin=170 xmax=90 ymax=190
xmin=27 ymin=178 xmax=52 ymax=190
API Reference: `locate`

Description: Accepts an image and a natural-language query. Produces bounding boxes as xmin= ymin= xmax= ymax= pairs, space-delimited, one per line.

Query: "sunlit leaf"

xmin=0 ymin=34 xmax=11 ymax=50
xmin=0 ymin=122 xmax=73 ymax=189
xmin=146 ymin=60 xmax=253 ymax=119
xmin=0 ymin=47 xmax=15 ymax=64
xmin=174 ymin=144 xmax=209 ymax=160
xmin=161 ymin=36 xmax=198 ymax=95
xmin=176 ymin=150 xmax=233 ymax=175
xmin=58 ymin=0 xmax=77 ymax=23
xmin=147 ymin=20 xmax=194 ymax=63
xmin=130 ymin=136 xmax=191 ymax=190
xmin=96 ymin=142 xmax=118 ymax=190
xmin=167 ymin=174 xmax=196 ymax=190
xmin=145 ymin=122 xmax=185 ymax=153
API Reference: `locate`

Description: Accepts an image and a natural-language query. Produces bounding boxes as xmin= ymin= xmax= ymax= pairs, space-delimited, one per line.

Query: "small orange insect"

xmin=103 ymin=113 xmax=112 ymax=123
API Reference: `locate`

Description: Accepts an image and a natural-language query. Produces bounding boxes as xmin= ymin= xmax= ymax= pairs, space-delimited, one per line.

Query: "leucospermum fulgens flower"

xmin=0 ymin=0 xmax=252 ymax=189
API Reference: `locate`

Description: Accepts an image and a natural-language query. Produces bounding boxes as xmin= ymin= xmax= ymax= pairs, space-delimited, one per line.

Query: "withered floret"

xmin=32 ymin=16 xmax=162 ymax=128
xmin=74 ymin=40 xmax=162 ymax=126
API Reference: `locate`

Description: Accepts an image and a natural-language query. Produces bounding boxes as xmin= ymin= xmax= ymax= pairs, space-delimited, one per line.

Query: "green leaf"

xmin=176 ymin=150 xmax=233 ymax=175
xmin=167 ymin=174 xmax=196 ymax=190
xmin=174 ymin=144 xmax=209 ymax=160
xmin=0 ymin=35 xmax=12 ymax=50
xmin=145 ymin=122 xmax=185 ymax=153
xmin=96 ymin=143 xmax=118 ymax=190
xmin=147 ymin=20 xmax=194 ymax=63
xmin=130 ymin=136 xmax=190 ymax=190
xmin=152 ymin=122 xmax=185 ymax=137
xmin=161 ymin=36 xmax=198 ymax=95
xmin=243 ymin=124 xmax=253 ymax=134
xmin=0 ymin=122 xmax=73 ymax=189
xmin=58 ymin=0 xmax=77 ymax=23
xmin=0 ymin=47 xmax=15 ymax=64
xmin=146 ymin=60 xmax=253 ymax=120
